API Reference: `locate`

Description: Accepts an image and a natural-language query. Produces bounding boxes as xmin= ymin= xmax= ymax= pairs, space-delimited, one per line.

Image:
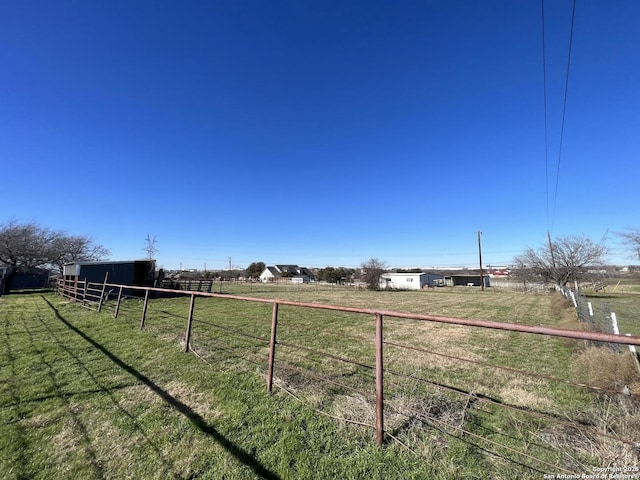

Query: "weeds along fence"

xmin=557 ymin=285 xmax=631 ymax=351
xmin=57 ymin=278 xmax=640 ymax=475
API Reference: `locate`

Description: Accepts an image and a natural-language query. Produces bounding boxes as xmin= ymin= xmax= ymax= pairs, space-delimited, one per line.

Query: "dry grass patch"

xmin=551 ymin=294 xmax=585 ymax=330
xmin=539 ymin=394 xmax=640 ymax=472
xmin=571 ymin=347 xmax=638 ymax=393
xmin=498 ymin=377 xmax=556 ymax=411
xmin=330 ymin=393 xmax=376 ymax=427
xmin=384 ymin=319 xmax=492 ymax=370
xmin=118 ymin=381 xmax=221 ymax=421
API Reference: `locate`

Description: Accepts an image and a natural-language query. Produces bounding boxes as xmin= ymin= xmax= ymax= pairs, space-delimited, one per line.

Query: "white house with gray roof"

xmin=259 ymin=265 xmax=315 ymax=283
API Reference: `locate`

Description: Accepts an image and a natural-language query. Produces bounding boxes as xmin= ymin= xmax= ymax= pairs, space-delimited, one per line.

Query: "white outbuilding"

xmin=378 ymin=272 xmax=440 ymax=290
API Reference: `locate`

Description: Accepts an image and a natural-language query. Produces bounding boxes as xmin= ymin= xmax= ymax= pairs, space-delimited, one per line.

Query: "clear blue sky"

xmin=1 ymin=1 xmax=638 ymax=270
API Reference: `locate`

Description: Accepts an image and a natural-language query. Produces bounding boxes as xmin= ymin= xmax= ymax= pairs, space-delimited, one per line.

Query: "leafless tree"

xmin=617 ymin=227 xmax=640 ymax=262
xmin=0 ymin=220 xmax=109 ymax=293
xmin=360 ymin=257 xmax=387 ymax=290
xmin=513 ymin=234 xmax=608 ymax=286
xmin=49 ymin=235 xmax=111 ymax=274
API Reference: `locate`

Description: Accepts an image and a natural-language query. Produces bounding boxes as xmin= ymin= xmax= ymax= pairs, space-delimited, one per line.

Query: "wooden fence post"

xmin=266 ymin=302 xmax=279 ymax=393
xmin=114 ymin=286 xmax=123 ymax=319
xmin=375 ymin=312 xmax=384 ymax=446
xmin=98 ymin=272 xmax=109 ymax=312
xmin=140 ymin=289 xmax=150 ymax=330
xmin=184 ymin=294 xmax=196 ymax=353
xmin=82 ymin=279 xmax=88 ymax=306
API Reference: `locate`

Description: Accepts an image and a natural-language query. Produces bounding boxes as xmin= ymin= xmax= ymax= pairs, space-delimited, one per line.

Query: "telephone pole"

xmin=477 ymin=231 xmax=484 ymax=291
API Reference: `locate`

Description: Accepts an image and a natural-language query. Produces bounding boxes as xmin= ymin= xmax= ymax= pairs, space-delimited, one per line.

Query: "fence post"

xmin=611 ymin=312 xmax=620 ymax=335
xmin=267 ymin=302 xmax=279 ymax=394
xmin=184 ymin=294 xmax=196 ymax=353
xmin=140 ymin=289 xmax=150 ymax=330
xmin=375 ymin=312 xmax=384 ymax=446
xmin=114 ymin=286 xmax=123 ymax=318
xmin=98 ymin=272 xmax=109 ymax=313
xmin=82 ymin=279 xmax=88 ymax=306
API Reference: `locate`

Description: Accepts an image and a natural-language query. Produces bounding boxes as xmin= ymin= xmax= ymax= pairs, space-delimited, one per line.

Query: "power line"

xmin=541 ymin=0 xmax=577 ymax=233
xmin=541 ymin=0 xmax=550 ymax=230
xmin=551 ymin=0 xmax=577 ymax=231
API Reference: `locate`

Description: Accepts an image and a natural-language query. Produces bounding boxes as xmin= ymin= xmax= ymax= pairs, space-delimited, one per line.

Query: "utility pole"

xmin=477 ymin=231 xmax=484 ymax=291
xmin=547 ymin=230 xmax=557 ymax=268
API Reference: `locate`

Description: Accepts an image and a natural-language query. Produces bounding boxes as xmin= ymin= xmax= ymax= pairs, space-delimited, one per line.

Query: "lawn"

xmin=1 ymin=287 xmax=639 ymax=479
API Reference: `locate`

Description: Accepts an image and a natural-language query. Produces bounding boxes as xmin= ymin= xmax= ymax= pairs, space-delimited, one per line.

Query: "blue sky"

xmin=1 ymin=1 xmax=638 ymax=270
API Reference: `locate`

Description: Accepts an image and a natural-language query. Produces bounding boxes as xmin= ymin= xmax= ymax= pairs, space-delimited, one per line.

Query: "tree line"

xmin=0 ymin=220 xmax=109 ymax=294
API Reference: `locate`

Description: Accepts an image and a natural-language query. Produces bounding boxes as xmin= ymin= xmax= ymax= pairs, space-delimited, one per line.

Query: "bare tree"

xmin=0 ymin=220 xmax=109 ymax=293
xmin=513 ymin=234 xmax=608 ymax=286
xmin=617 ymin=227 xmax=640 ymax=262
xmin=360 ymin=257 xmax=387 ymax=290
xmin=49 ymin=235 xmax=111 ymax=274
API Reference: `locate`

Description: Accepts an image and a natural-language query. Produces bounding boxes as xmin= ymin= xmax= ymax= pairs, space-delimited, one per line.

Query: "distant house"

xmin=259 ymin=265 xmax=316 ymax=283
xmin=379 ymin=272 xmax=443 ymax=290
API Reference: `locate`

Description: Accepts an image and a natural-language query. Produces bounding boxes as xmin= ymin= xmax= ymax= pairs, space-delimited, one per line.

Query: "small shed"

xmin=379 ymin=272 xmax=443 ymax=290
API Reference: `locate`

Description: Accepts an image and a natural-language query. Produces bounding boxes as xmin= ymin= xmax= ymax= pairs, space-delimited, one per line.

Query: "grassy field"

xmin=580 ymin=284 xmax=640 ymax=336
xmin=2 ymin=286 xmax=639 ymax=479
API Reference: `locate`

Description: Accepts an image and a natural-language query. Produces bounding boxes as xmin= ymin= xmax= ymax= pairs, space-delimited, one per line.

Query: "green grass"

xmin=2 ymin=287 xmax=639 ymax=478
xmin=583 ymin=288 xmax=640 ymax=336
xmin=0 ymin=293 xmax=486 ymax=479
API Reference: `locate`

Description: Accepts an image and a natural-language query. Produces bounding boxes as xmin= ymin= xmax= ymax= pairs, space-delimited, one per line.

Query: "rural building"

xmin=379 ymin=272 xmax=443 ymax=290
xmin=444 ymin=274 xmax=491 ymax=288
xmin=259 ymin=265 xmax=316 ymax=283
xmin=63 ymin=260 xmax=156 ymax=287
xmin=0 ymin=266 xmax=52 ymax=294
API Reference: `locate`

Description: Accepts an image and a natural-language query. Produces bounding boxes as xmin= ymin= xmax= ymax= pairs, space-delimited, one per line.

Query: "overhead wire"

xmin=541 ymin=0 xmax=550 ymax=230
xmin=542 ymin=0 xmax=577 ymax=234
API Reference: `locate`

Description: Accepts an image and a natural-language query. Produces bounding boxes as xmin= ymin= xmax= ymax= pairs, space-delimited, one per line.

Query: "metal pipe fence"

xmin=57 ymin=278 xmax=640 ymax=475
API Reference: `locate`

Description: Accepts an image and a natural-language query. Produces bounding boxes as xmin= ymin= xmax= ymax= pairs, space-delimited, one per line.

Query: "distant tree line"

xmin=315 ymin=266 xmax=356 ymax=284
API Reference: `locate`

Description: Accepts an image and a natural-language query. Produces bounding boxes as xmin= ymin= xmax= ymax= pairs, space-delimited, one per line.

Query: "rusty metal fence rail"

xmin=57 ymin=278 xmax=640 ymax=474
